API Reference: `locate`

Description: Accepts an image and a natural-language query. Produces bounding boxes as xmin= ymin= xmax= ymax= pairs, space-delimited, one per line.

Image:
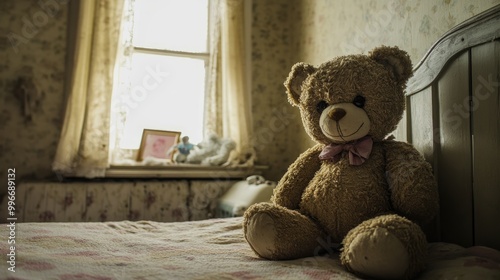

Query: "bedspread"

xmin=1 ymin=217 xmax=500 ymax=280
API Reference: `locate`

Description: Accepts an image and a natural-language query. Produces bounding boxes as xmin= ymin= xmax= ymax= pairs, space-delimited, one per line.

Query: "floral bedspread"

xmin=1 ymin=217 xmax=499 ymax=279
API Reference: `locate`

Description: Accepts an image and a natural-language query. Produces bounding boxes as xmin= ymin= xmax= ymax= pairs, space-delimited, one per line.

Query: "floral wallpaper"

xmin=0 ymin=180 xmax=237 ymax=222
xmin=250 ymin=0 xmax=500 ymax=180
xmin=0 ymin=0 xmax=68 ymax=187
xmin=250 ymin=0 xmax=306 ymax=181
xmin=295 ymin=0 xmax=500 ymax=65
xmin=0 ymin=0 xmax=498 ymax=190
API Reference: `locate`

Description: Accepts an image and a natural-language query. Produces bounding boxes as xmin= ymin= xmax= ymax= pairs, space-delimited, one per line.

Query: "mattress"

xmin=1 ymin=217 xmax=499 ymax=279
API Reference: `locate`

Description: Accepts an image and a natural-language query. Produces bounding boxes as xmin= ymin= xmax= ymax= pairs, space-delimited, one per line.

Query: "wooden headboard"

xmin=395 ymin=5 xmax=500 ymax=250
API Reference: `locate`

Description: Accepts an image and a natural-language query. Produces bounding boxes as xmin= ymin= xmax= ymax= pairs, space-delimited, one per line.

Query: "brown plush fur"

xmin=244 ymin=46 xmax=439 ymax=279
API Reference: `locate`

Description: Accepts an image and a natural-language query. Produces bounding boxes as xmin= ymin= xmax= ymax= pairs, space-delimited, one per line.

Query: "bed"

xmin=1 ymin=218 xmax=500 ymax=280
xmin=2 ymin=6 xmax=499 ymax=280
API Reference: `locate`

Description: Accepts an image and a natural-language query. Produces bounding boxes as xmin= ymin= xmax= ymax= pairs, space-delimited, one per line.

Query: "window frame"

xmin=103 ymin=0 xmax=262 ymax=178
xmin=115 ymin=0 xmax=211 ymax=154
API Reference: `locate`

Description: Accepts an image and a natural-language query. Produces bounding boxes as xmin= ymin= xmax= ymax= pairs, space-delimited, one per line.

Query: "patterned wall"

xmin=0 ymin=180 xmax=235 ymax=222
xmin=296 ymin=0 xmax=500 ymax=65
xmin=266 ymin=0 xmax=500 ymax=164
xmin=0 ymin=0 xmax=68 ymax=186
xmin=250 ymin=0 xmax=305 ymax=181
xmin=0 ymin=0 xmax=498 ymax=187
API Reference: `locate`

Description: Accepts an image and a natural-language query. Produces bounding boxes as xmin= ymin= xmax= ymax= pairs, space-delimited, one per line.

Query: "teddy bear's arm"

xmin=384 ymin=141 xmax=439 ymax=226
xmin=272 ymin=144 xmax=323 ymax=209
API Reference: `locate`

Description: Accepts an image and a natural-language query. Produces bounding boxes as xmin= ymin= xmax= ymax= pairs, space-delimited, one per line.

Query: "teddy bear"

xmin=243 ymin=46 xmax=439 ymax=280
xmin=186 ymin=133 xmax=236 ymax=166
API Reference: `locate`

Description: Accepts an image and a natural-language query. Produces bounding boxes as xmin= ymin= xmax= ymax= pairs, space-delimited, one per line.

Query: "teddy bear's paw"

xmin=344 ymin=227 xmax=409 ymax=279
xmin=243 ymin=204 xmax=325 ymax=260
xmin=245 ymin=212 xmax=278 ymax=259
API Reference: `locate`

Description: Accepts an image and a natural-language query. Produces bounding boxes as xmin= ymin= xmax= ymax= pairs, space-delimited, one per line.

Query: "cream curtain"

xmin=205 ymin=0 xmax=255 ymax=166
xmin=52 ymin=0 xmax=126 ymax=177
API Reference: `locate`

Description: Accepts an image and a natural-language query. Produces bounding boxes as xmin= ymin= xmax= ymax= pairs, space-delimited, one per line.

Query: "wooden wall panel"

xmin=63 ymin=184 xmax=87 ymax=222
xmin=85 ymin=183 xmax=130 ymax=222
xmin=410 ymin=87 xmax=434 ymax=162
xmin=129 ymin=183 xmax=150 ymax=221
xmin=3 ymin=180 xmax=235 ymax=222
xmin=437 ymin=51 xmax=474 ymax=247
xmin=471 ymin=41 xmax=500 ymax=250
xmin=409 ymin=86 xmax=440 ymax=242
xmin=0 ymin=181 xmax=26 ymax=221
xmin=189 ymin=179 xmax=235 ymax=221
xmin=393 ymin=98 xmax=408 ymax=142
xmin=24 ymin=184 xmax=49 ymax=222
xmin=44 ymin=184 xmax=66 ymax=222
xmin=130 ymin=181 xmax=190 ymax=222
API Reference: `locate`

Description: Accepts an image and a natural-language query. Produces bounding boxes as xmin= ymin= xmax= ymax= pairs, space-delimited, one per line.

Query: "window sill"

xmin=105 ymin=164 xmax=267 ymax=179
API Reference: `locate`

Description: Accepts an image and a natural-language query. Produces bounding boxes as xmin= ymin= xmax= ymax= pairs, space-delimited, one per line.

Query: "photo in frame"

xmin=137 ymin=129 xmax=181 ymax=161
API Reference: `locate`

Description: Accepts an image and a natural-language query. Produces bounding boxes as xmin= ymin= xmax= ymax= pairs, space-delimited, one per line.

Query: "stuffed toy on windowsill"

xmin=243 ymin=46 xmax=439 ymax=280
xmin=172 ymin=136 xmax=195 ymax=163
xmin=186 ymin=133 xmax=236 ymax=166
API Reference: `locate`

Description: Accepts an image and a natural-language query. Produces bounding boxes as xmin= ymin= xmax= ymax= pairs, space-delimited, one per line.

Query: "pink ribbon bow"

xmin=319 ymin=136 xmax=373 ymax=165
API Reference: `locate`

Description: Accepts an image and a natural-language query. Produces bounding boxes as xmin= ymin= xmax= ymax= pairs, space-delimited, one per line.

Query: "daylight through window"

xmin=115 ymin=0 xmax=209 ymax=149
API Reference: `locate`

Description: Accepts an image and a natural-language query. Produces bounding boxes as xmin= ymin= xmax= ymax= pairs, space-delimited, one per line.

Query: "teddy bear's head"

xmin=284 ymin=46 xmax=412 ymax=144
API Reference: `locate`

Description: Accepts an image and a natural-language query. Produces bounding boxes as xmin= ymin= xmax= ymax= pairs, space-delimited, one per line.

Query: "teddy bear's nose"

xmin=328 ymin=108 xmax=346 ymax=121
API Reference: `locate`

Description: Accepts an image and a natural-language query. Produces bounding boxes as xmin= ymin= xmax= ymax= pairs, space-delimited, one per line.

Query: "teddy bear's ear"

xmin=369 ymin=46 xmax=413 ymax=85
xmin=284 ymin=62 xmax=316 ymax=106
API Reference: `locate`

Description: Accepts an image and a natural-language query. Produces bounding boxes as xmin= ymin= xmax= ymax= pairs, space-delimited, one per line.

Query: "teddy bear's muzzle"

xmin=320 ymin=103 xmax=371 ymax=142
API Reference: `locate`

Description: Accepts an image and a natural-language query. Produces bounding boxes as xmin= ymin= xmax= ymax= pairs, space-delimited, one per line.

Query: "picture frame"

xmin=136 ymin=129 xmax=181 ymax=161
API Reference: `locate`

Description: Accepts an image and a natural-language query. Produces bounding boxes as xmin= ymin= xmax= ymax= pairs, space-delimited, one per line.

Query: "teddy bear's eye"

xmin=353 ymin=95 xmax=365 ymax=108
xmin=316 ymin=101 xmax=329 ymax=113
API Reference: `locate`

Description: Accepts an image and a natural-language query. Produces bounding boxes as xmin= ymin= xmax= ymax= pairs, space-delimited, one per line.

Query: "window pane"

xmin=120 ymin=53 xmax=206 ymax=149
xmin=133 ymin=0 xmax=208 ymax=52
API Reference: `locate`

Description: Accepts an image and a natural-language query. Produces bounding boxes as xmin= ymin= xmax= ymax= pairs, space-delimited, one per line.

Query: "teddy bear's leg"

xmin=243 ymin=202 xmax=325 ymax=260
xmin=341 ymin=214 xmax=427 ymax=280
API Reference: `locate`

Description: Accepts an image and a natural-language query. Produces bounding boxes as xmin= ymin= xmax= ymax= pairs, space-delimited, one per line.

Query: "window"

xmin=53 ymin=0 xmax=254 ymax=177
xmin=114 ymin=0 xmax=209 ymax=150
